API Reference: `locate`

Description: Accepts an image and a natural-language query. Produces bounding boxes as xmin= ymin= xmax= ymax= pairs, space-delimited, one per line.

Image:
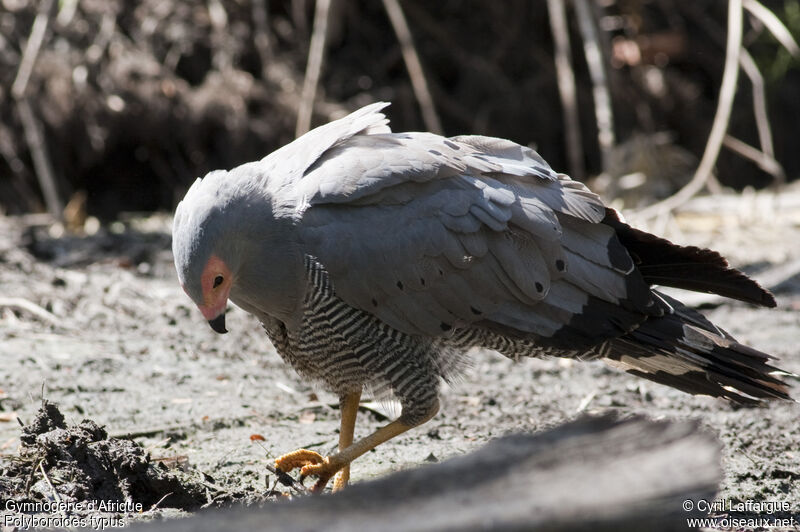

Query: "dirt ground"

xmin=1 ymin=189 xmax=799 ymax=529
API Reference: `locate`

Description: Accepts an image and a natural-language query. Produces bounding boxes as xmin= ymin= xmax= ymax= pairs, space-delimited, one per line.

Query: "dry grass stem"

xmin=574 ymin=0 xmax=615 ymax=171
xmin=382 ymin=0 xmax=442 ymax=134
xmin=296 ymin=0 xmax=332 ymax=137
xmin=547 ymin=0 xmax=584 ymax=180
xmin=635 ymin=0 xmax=743 ymax=219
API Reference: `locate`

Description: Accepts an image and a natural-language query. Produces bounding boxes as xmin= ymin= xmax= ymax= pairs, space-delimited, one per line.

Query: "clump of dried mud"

xmin=2 ymin=401 xmax=207 ymax=513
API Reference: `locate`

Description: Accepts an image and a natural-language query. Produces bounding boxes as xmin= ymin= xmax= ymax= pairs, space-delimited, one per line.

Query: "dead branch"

xmin=296 ymin=0 xmax=332 ymax=137
xmin=15 ymin=99 xmax=63 ymax=220
xmin=129 ymin=415 xmax=721 ymax=532
xmin=634 ymin=0 xmax=743 ymax=220
xmin=381 ymin=0 xmax=442 ymax=134
xmin=743 ymin=0 xmax=800 ymax=58
xmin=0 ymin=297 xmax=70 ymax=330
xmin=110 ymin=423 xmax=199 ymax=440
xmin=11 ymin=0 xmax=52 ymax=99
xmin=12 ymin=0 xmax=63 ymax=221
xmin=574 ymin=0 xmax=615 ymax=172
xmin=723 ymin=134 xmax=785 ymax=183
xmin=547 ymin=0 xmax=584 ymax=180
xmin=738 ymin=49 xmax=782 ymax=184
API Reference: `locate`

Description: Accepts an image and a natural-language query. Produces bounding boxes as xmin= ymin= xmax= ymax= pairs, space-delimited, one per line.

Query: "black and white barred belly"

xmin=261 ymin=256 xmax=580 ymax=422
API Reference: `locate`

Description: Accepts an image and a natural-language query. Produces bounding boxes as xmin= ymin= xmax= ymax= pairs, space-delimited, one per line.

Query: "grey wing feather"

xmin=297 ymin=133 xmax=469 ymax=204
xmin=297 ymin=126 xmax=650 ymax=341
xmin=261 ymin=102 xmax=392 ymax=191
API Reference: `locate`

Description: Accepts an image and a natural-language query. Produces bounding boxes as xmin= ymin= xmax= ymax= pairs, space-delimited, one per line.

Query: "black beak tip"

xmin=208 ymin=314 xmax=227 ymax=334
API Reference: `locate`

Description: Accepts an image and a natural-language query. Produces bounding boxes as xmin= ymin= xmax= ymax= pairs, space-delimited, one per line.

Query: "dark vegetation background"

xmin=1 ymin=0 xmax=799 ymax=220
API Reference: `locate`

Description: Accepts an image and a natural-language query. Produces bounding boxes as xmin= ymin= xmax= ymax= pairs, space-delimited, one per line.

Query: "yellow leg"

xmin=332 ymin=390 xmax=361 ymax=491
xmin=275 ymin=399 xmax=439 ymax=493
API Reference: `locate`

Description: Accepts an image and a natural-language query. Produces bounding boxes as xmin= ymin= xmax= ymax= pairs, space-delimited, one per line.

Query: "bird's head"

xmin=172 ymin=171 xmax=248 ymax=334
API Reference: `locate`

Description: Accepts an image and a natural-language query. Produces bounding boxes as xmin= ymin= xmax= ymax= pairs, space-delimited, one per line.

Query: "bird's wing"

xmin=260 ymin=102 xmax=392 ymax=190
xmin=297 ymin=130 xmax=657 ymax=347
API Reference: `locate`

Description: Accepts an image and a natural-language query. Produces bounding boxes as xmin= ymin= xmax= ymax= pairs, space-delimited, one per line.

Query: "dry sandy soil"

xmin=1 ymin=189 xmax=799 ymax=529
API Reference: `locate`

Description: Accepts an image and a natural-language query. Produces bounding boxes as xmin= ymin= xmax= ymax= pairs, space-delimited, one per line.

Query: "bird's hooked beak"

xmin=199 ymin=301 xmax=229 ymax=334
xmin=186 ymin=287 xmax=230 ymax=334
xmin=208 ymin=313 xmax=227 ymax=334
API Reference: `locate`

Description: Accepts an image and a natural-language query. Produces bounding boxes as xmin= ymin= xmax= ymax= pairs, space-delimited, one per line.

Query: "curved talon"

xmin=301 ymin=456 xmax=345 ymax=493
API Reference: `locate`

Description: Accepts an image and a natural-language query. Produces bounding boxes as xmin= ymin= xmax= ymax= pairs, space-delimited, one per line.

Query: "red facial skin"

xmin=191 ymin=254 xmax=232 ymax=320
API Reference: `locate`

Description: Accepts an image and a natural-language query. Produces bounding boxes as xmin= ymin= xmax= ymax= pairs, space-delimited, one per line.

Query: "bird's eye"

xmin=213 ymin=275 xmax=224 ymax=288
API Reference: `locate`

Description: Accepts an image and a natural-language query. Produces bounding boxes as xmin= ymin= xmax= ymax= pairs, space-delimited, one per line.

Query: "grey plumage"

xmin=173 ymin=102 xmax=790 ymax=435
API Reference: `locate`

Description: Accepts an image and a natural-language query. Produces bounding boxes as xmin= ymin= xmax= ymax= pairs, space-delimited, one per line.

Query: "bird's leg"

xmin=332 ymin=390 xmax=361 ymax=491
xmin=276 ymin=400 xmax=439 ymax=493
xmin=273 ymin=390 xmax=361 ymax=491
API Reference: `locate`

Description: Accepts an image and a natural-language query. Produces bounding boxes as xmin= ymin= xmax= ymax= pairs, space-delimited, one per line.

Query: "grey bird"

xmin=172 ymin=102 xmax=790 ymax=492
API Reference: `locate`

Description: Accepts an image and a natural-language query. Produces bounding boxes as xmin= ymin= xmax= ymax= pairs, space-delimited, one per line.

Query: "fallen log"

xmin=130 ymin=414 xmax=720 ymax=532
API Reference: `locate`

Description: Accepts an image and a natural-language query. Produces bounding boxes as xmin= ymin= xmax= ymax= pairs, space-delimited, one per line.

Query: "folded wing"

xmin=297 ymin=127 xmax=658 ymax=348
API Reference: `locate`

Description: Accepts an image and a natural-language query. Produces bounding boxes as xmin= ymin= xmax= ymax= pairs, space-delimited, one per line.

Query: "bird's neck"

xmin=229 ymin=235 xmax=306 ymax=330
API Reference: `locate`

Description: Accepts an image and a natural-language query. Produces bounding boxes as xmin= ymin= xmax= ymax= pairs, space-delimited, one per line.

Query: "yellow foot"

xmin=274 ymin=449 xmax=345 ymax=493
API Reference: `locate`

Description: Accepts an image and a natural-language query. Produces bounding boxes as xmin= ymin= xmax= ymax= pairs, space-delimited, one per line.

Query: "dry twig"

xmin=11 ymin=0 xmax=52 ymax=99
xmin=381 ymin=0 xmax=442 ymax=134
xmin=12 ymin=0 xmax=63 ymax=220
xmin=264 ymin=463 xmax=310 ymax=496
xmin=15 ymin=100 xmax=62 ymax=219
xmin=547 ymin=0 xmax=584 ymax=180
xmin=575 ymin=390 xmax=597 ymax=413
xmin=635 ymin=0 xmax=743 ymax=220
xmin=38 ymin=461 xmax=62 ymax=505
xmin=737 ymin=49 xmax=783 ymax=184
xmin=110 ymin=423 xmax=196 ymax=440
xmin=0 ymin=297 xmax=70 ymax=329
xmin=574 ymin=0 xmax=615 ymax=172
xmin=252 ymin=439 xmax=311 ymax=496
xmin=296 ymin=0 xmax=332 ymax=137
xmin=675 ymin=1 xmax=785 ymax=187
xmin=743 ymin=0 xmax=800 ymax=58
xmin=149 ymin=492 xmax=174 ymax=512
xmin=723 ymin=135 xmax=785 ymax=183
xmin=25 ymin=458 xmax=44 ymax=495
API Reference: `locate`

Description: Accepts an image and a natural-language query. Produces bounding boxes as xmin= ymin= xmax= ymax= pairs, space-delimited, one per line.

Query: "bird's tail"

xmin=603 ymin=209 xmax=777 ymax=308
xmin=601 ymin=292 xmax=793 ymax=404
